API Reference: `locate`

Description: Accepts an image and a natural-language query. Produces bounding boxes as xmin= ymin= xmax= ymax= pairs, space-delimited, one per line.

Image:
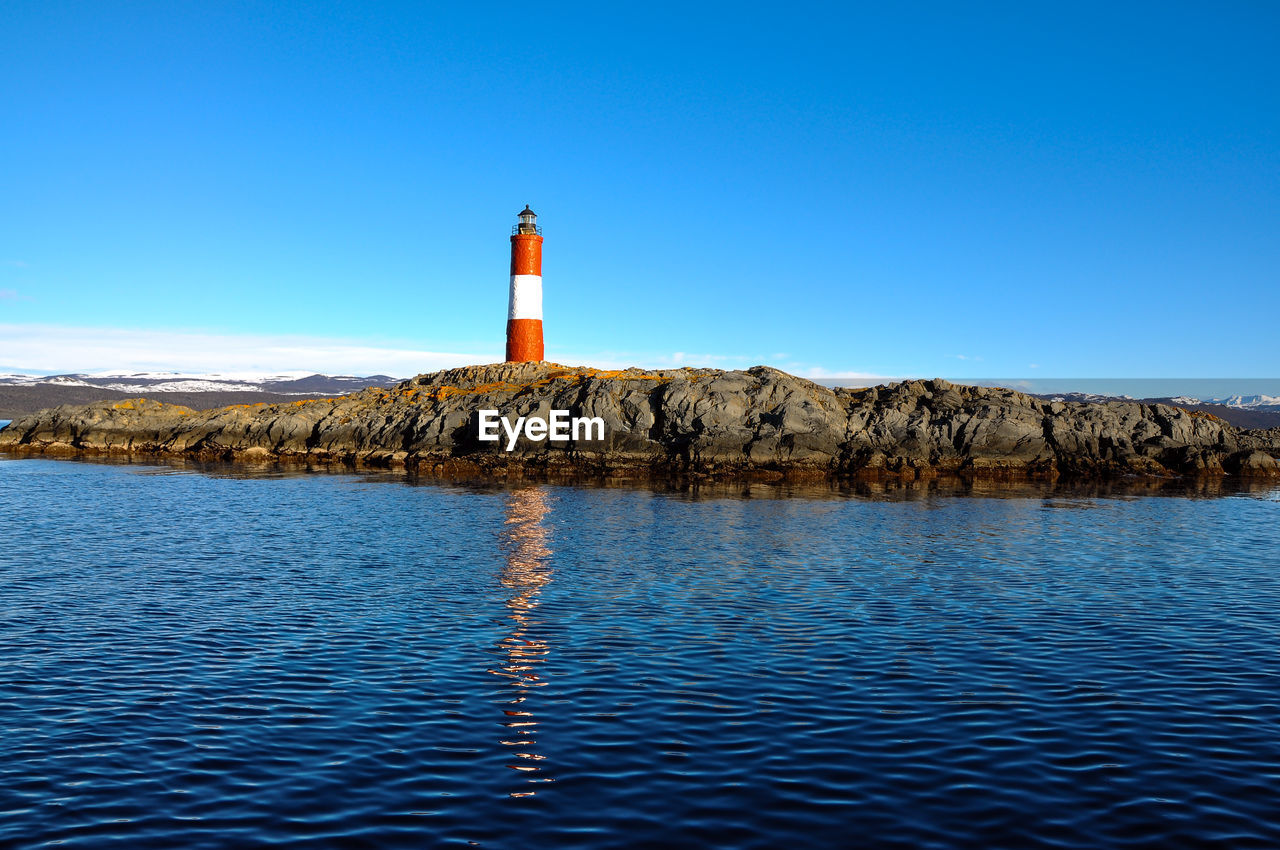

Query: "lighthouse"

xmin=506 ymin=205 xmax=544 ymax=362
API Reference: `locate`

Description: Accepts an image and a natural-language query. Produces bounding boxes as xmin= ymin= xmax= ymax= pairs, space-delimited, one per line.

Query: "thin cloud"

xmin=662 ymin=351 xmax=756 ymax=367
xmin=552 ymin=349 xmax=762 ymax=371
xmin=0 ymin=323 xmax=906 ymax=383
xmin=799 ymin=367 xmax=899 ymax=385
xmin=0 ymin=289 xmax=18 ymax=300
xmin=0 ymin=324 xmax=496 ymax=376
xmin=2 ymin=260 xmax=29 ymax=268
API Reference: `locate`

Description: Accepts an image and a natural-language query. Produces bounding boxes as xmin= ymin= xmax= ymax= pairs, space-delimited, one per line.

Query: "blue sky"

xmin=1 ymin=2 xmax=1277 ymax=379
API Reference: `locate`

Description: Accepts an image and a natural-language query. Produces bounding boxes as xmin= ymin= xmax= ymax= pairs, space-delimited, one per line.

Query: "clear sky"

xmin=2 ymin=2 xmax=1277 ymax=379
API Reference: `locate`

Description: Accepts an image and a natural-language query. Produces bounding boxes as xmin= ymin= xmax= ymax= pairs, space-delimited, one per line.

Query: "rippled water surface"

xmin=2 ymin=458 xmax=1279 ymax=848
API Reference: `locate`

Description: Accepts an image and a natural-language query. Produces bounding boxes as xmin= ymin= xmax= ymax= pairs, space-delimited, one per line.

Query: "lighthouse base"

xmin=505 ymin=319 xmax=544 ymax=362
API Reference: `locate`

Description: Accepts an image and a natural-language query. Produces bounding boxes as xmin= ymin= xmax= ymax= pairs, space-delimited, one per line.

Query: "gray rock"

xmin=2 ymin=362 xmax=1278 ymax=481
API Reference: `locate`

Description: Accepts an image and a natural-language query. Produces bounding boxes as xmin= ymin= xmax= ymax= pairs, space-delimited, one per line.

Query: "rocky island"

xmin=1 ymin=362 xmax=1278 ymax=482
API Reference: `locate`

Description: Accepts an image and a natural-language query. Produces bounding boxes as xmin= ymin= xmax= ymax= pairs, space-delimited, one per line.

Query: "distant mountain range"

xmin=0 ymin=371 xmax=400 ymax=394
xmin=0 ymin=372 xmax=401 ymax=420
xmin=1030 ymin=392 xmax=1280 ymax=429
xmin=1203 ymin=394 xmax=1280 ymax=411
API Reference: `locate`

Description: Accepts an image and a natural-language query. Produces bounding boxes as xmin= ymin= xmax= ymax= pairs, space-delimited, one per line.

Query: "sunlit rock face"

xmin=2 ymin=363 xmax=1278 ymax=481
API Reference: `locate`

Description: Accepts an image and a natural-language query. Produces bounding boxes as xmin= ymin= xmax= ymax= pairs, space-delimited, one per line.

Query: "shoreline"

xmin=5 ymin=448 xmax=1278 ymax=501
xmin=3 ymin=362 xmax=1278 ymax=483
xmin=5 ymin=433 xmax=1279 ymax=490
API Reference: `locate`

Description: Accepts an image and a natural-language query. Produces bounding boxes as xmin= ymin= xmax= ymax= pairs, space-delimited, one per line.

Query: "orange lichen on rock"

xmin=285 ymin=397 xmax=340 ymax=407
xmin=569 ymin=367 xmax=666 ymax=382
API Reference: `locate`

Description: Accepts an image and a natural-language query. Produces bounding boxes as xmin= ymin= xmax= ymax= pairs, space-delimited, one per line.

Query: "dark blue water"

xmin=2 ymin=458 xmax=1279 ymax=849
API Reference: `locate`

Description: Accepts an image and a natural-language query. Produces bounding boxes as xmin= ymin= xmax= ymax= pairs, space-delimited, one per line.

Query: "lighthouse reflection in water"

xmin=492 ymin=488 xmax=555 ymax=796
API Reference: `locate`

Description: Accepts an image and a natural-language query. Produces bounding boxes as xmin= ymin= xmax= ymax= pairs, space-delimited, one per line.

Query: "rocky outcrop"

xmin=2 ymin=362 xmax=1278 ymax=481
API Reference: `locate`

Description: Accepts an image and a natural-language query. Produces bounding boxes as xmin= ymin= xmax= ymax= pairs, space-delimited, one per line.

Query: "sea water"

xmin=1 ymin=457 xmax=1278 ymax=848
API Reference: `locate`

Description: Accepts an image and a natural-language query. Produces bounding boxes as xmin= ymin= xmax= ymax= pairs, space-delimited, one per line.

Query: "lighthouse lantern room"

xmin=506 ymin=206 xmax=545 ymax=362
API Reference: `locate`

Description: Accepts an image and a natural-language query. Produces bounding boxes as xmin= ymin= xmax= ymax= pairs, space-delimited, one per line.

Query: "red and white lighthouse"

xmin=506 ymin=205 xmax=544 ymax=362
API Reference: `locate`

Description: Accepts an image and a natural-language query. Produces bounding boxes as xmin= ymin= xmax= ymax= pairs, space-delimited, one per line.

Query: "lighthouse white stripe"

xmin=508 ymin=274 xmax=542 ymax=320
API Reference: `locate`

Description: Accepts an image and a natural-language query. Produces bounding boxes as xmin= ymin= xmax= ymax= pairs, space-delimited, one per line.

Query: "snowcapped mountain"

xmin=0 ymin=372 xmax=405 ymax=419
xmin=1209 ymin=395 xmax=1280 ymax=411
xmin=1041 ymin=392 xmax=1136 ymax=404
xmin=0 ymin=371 xmax=401 ymax=395
xmin=1028 ymin=390 xmax=1280 ymax=429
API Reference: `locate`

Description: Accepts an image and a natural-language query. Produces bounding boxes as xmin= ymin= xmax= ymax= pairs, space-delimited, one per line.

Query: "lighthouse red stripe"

xmin=510 ymin=235 xmax=543 ymax=276
xmin=506 ymin=319 xmax=544 ymax=362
